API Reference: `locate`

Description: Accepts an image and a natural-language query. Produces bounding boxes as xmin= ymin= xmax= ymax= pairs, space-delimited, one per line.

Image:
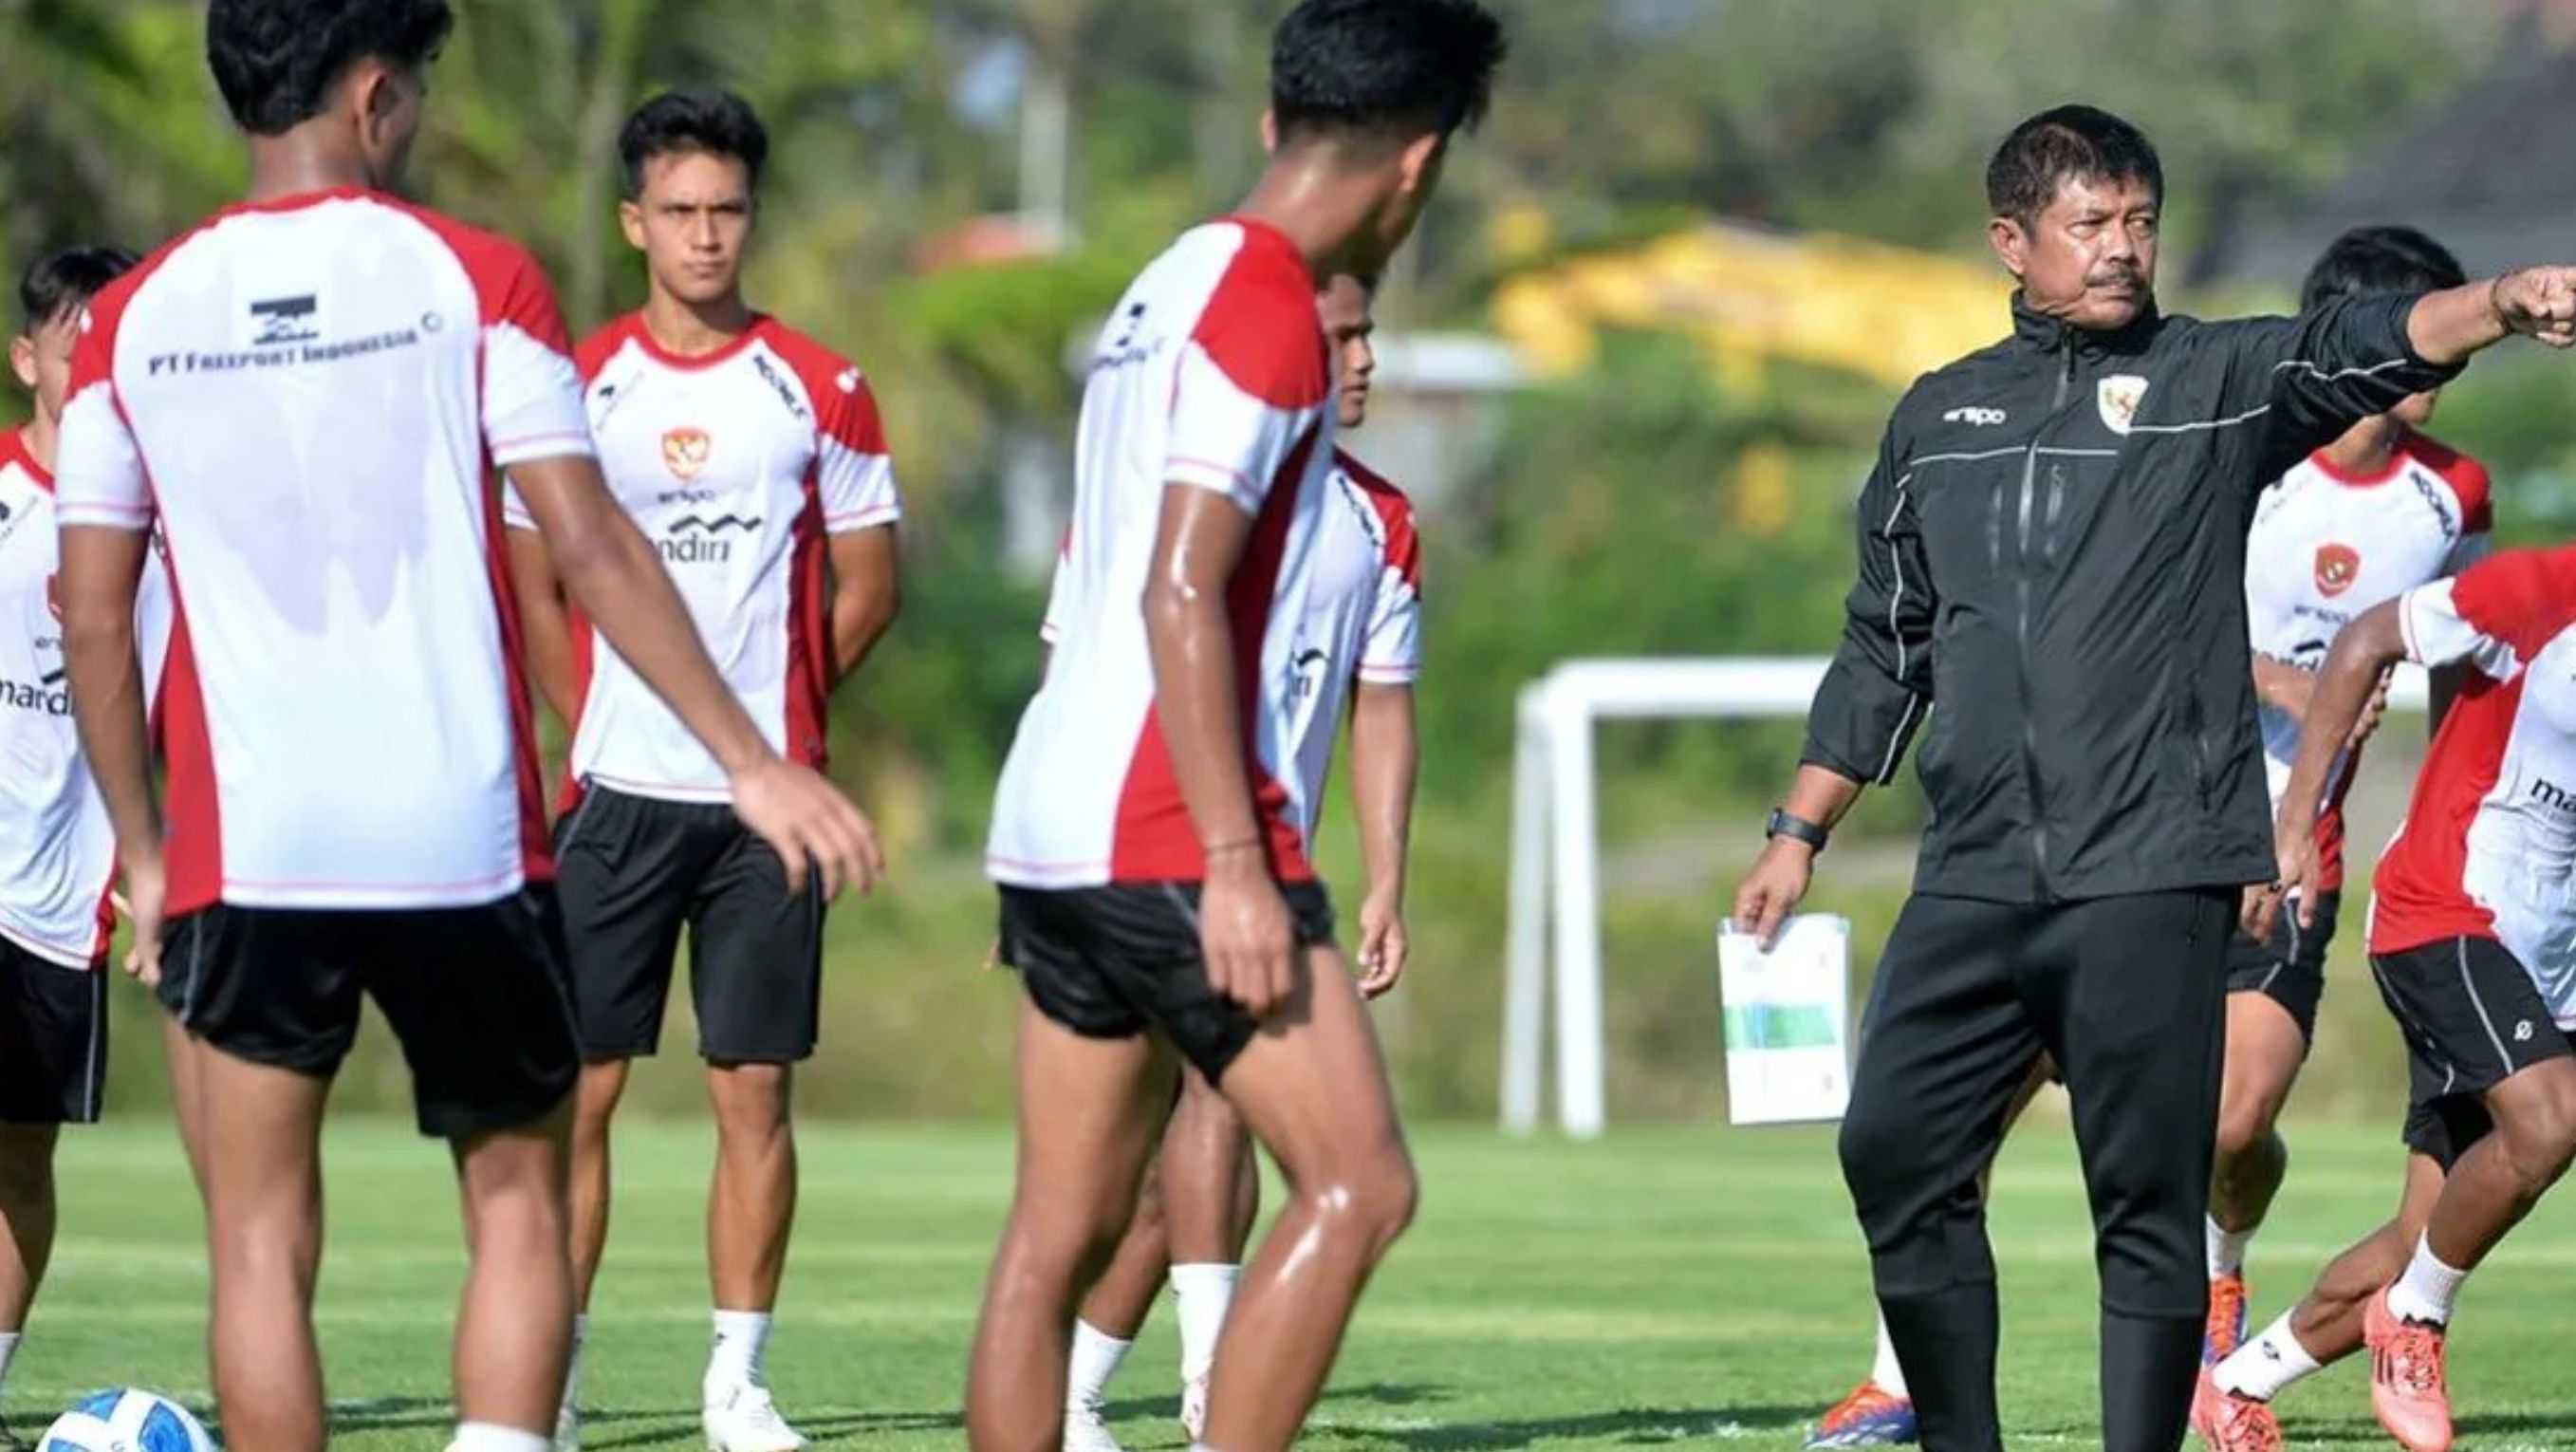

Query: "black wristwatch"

xmin=1765 ymin=808 xmax=1830 ymax=855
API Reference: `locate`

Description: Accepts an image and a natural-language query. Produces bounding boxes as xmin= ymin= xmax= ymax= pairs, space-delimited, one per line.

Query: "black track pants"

xmin=1837 ymin=889 xmax=2233 ymax=1452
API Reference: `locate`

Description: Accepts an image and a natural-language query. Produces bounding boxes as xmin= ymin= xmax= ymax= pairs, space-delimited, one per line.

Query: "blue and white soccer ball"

xmin=38 ymin=1389 xmax=217 ymax=1452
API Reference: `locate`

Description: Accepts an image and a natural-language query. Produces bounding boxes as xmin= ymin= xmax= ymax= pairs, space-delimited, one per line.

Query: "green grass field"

xmin=12 ymin=1117 xmax=2576 ymax=1449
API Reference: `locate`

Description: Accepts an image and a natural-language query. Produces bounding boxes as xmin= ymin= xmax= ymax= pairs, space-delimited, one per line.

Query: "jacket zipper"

xmin=2014 ymin=344 xmax=2075 ymax=899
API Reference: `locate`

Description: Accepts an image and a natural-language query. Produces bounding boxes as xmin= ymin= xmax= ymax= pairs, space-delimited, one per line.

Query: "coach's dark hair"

xmin=1985 ymin=104 xmax=2163 ymax=226
xmin=621 ymin=88 xmax=770 ymax=198
xmin=207 ymin=0 xmax=454 ymax=137
xmin=18 ymin=246 xmax=140 ymax=334
xmin=1270 ymin=0 xmax=1508 ymax=146
xmin=2300 ymin=225 xmax=2466 ymax=312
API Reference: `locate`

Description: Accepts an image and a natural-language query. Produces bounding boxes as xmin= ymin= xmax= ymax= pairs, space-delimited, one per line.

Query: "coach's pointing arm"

xmin=1733 ymin=421 xmax=1933 ymax=945
xmin=2239 ymin=270 xmax=2576 ymax=473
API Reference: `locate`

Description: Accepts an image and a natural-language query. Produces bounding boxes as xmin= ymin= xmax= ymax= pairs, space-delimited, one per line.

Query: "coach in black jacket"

xmin=1733 ymin=106 xmax=2576 ymax=1452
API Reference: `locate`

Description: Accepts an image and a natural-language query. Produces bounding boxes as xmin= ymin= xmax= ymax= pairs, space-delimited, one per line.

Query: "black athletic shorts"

xmin=552 ymin=785 xmax=825 ymax=1064
xmin=2370 ymin=935 xmax=2575 ymax=1170
xmin=156 ymin=888 xmax=578 ymax=1139
xmin=2223 ymin=888 xmax=2340 ymax=1043
xmin=0 ymin=939 xmax=106 ymax=1126
xmin=996 ymin=881 xmax=1338 ymax=1084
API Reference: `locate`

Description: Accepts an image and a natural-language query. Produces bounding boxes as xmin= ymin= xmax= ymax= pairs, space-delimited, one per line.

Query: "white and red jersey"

xmin=504 ymin=313 xmax=900 ymax=805
xmin=2246 ymin=431 xmax=2491 ymax=888
xmin=1041 ymin=446 xmax=1423 ymax=845
xmin=1279 ymin=451 xmax=1421 ymax=842
xmin=52 ymin=187 xmax=593 ymax=916
xmin=0 ymin=429 xmax=171 ymax=966
xmin=988 ymin=216 xmax=1337 ymax=887
xmin=2369 ymin=546 xmax=2576 ymax=1022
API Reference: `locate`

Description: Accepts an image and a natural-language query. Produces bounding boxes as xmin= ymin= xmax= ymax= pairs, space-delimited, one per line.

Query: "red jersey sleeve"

xmin=2401 ymin=546 xmax=2576 ymax=678
xmin=768 ymin=326 xmax=901 ymax=533
xmin=1164 ymin=235 xmax=1329 ymax=513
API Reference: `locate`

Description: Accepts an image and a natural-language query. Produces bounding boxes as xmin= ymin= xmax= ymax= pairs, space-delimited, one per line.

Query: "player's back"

xmin=989 ymin=218 xmax=1335 ymax=888
xmin=57 ymin=188 xmax=588 ymax=915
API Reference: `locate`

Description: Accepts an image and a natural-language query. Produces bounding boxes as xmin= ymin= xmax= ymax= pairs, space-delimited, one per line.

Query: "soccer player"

xmin=0 ymin=244 xmax=156 ymax=1416
xmin=502 ymin=87 xmax=902 ymax=1452
xmin=51 ymin=6 xmax=882 ymax=1452
xmin=2201 ymin=545 xmax=2576 ymax=1452
xmin=1061 ymin=270 xmax=1423 ymax=1452
xmin=1806 ymin=223 xmax=2493 ymax=1451
xmin=970 ymin=1 xmax=1503 ymax=1447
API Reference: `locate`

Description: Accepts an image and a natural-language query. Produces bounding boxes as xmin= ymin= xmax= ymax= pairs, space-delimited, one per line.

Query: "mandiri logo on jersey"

xmin=2314 ymin=542 xmax=2362 ymax=598
xmin=662 ymin=427 xmax=713 ymax=482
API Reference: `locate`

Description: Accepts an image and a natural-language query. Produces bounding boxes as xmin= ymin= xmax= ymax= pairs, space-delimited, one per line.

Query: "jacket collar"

xmin=2010 ymin=290 xmax=2160 ymax=359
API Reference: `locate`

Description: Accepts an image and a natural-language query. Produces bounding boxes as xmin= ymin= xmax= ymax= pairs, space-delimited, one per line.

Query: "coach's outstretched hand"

xmin=2493 ymin=267 xmax=2576 ymax=347
xmin=1732 ymin=837 xmax=1815 ymax=950
xmin=729 ymin=757 xmax=886 ymax=901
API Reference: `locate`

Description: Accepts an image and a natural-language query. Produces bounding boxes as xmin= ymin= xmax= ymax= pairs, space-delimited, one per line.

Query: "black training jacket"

xmin=1802 ymin=291 xmax=2458 ymax=904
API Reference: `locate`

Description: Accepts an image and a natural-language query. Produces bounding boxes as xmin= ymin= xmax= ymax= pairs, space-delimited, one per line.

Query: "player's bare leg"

xmin=1162 ymin=1068 xmax=1258 ymax=1437
xmin=568 ymin=1059 xmax=630 ymax=1310
xmin=2416 ymin=1058 xmax=2576 ymax=1275
xmin=192 ymin=1045 xmax=331 ymax=1452
xmin=2203 ymin=992 xmax=2306 ymax=1361
xmin=0 ymin=1124 xmax=60 ymax=1390
xmin=451 ymin=1098 xmax=578 ymax=1437
xmin=1066 ymin=1166 xmax=1170 ymax=1448
xmin=163 ymin=1018 xmax=213 ymax=1195
xmin=968 ymin=999 xmax=1176 ymax=1451
xmin=702 ymin=1059 xmax=801 ymax=1444
xmin=1200 ymin=942 xmax=1417 ymax=1452
xmin=1077 ymin=1173 xmax=1169 ymax=1341
xmin=2197 ymin=1153 xmax=2442 ymax=1448
xmin=559 ymin=1057 xmax=628 ymax=1448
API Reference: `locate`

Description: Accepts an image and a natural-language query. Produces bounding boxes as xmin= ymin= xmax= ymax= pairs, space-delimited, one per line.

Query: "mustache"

xmin=2086 ymin=266 xmax=2146 ymax=289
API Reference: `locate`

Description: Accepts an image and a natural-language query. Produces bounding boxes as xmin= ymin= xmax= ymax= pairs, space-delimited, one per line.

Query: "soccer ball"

xmin=38 ymin=1389 xmax=217 ymax=1452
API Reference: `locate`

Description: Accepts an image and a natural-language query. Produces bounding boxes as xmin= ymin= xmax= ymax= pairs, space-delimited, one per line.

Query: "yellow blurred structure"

xmin=1492 ymin=218 xmax=2014 ymax=394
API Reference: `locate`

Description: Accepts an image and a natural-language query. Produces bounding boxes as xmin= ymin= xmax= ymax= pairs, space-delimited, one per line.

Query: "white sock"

xmin=0 ymin=1331 xmax=19 ymax=1391
xmin=453 ymin=1422 xmax=550 ymax=1452
xmin=1868 ymin=1310 xmax=1908 ymax=1399
xmin=2208 ymin=1215 xmax=2254 ymax=1279
xmin=561 ymin=1313 xmax=586 ymax=1415
xmin=2213 ymin=1312 xmax=2325 ymax=1400
xmin=1169 ymin=1263 xmax=1237 ymax=1385
xmin=2386 ymin=1234 xmax=2469 ymax=1326
xmin=706 ymin=1309 xmax=773 ymax=1394
xmin=1066 ymin=1318 xmax=1133 ymax=1412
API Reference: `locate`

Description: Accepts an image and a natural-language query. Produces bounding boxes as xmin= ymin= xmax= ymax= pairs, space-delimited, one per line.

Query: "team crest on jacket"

xmin=661 ymin=426 xmax=713 ymax=481
xmin=2097 ymin=375 xmax=2150 ymax=435
xmin=2314 ymin=542 xmax=2362 ymax=598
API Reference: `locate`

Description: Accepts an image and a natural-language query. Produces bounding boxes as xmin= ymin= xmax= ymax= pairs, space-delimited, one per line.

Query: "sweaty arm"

xmin=2270 ymin=603 xmax=2405 ymax=930
xmin=826 ymin=526 xmax=900 ymax=685
xmin=1143 ymin=484 xmax=1299 ymax=1015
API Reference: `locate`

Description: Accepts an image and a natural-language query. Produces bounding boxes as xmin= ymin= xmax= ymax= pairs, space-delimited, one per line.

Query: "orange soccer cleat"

xmin=2363 ymin=1288 xmax=2453 ymax=1452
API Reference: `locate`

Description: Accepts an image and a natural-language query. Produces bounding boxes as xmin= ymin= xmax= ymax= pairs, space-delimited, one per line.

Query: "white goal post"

xmin=1500 ymin=655 xmax=2433 ymax=1139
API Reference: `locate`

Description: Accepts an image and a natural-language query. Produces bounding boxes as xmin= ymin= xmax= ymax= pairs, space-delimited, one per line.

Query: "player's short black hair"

xmin=1985 ymin=104 xmax=2163 ymax=226
xmin=620 ymin=87 xmax=770 ymax=199
xmin=2300 ymin=225 xmax=2467 ymax=312
xmin=17 ymin=246 xmax=140 ymax=334
xmin=206 ymin=0 xmax=454 ymax=137
xmin=1270 ymin=0 xmax=1508 ymax=146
